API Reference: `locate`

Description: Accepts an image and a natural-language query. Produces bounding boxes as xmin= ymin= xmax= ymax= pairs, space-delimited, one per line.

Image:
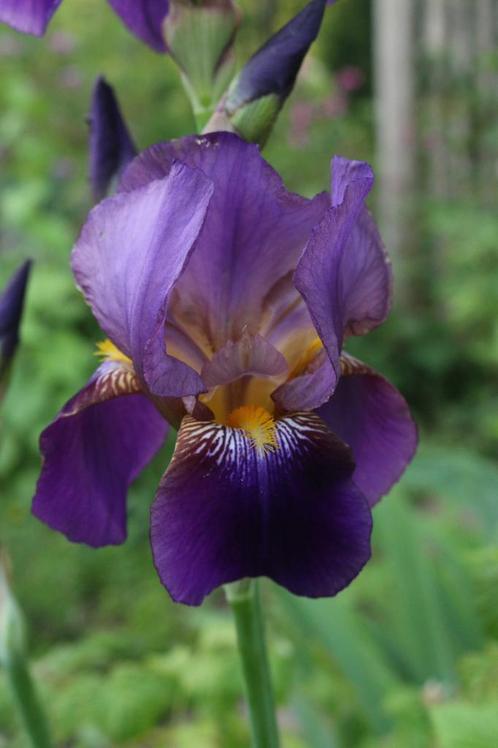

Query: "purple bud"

xmin=226 ymin=0 xmax=328 ymax=115
xmin=0 ymin=260 xmax=31 ymax=383
xmin=88 ymin=77 xmax=137 ymax=202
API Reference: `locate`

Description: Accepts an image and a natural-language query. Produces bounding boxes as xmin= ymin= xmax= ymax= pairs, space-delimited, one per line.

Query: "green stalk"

xmin=1 ymin=550 xmax=53 ymax=748
xmin=225 ymin=580 xmax=280 ymax=748
xmin=5 ymin=655 xmax=53 ymax=748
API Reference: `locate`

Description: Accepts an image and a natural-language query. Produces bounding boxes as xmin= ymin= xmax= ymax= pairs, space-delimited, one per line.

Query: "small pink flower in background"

xmin=336 ymin=66 xmax=364 ymax=94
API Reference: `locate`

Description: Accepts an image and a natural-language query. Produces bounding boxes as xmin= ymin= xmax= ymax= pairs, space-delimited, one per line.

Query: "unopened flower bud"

xmin=225 ymin=0 xmax=329 ymax=145
xmin=88 ymin=77 xmax=137 ymax=201
xmin=0 ymin=260 xmax=31 ymax=396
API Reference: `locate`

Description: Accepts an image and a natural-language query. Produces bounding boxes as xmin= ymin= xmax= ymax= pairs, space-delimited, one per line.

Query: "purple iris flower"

xmin=32 ymin=133 xmax=417 ymax=606
xmin=0 ymin=0 xmax=169 ymax=52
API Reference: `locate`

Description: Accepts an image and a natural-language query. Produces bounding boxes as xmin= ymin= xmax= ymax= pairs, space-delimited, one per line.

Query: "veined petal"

xmin=71 ymin=161 xmax=213 ymax=397
xmin=107 ymin=0 xmax=169 ymax=52
xmin=33 ymin=362 xmax=168 ymax=547
xmin=151 ymin=412 xmax=371 ymax=605
xmin=201 ymin=333 xmax=287 ymax=388
xmin=120 ymin=132 xmax=329 ymax=349
xmin=0 ymin=0 xmax=62 ymax=35
xmin=295 ymin=157 xmax=391 ymax=387
xmin=273 ymin=351 xmax=335 ymax=412
xmin=318 ymin=354 xmax=418 ymax=506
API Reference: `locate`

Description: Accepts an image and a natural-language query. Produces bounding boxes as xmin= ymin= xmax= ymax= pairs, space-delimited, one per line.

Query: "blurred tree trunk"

xmin=423 ymin=0 xmax=449 ymax=198
xmin=476 ymin=0 xmax=498 ymax=205
xmin=373 ymin=0 xmax=417 ymax=306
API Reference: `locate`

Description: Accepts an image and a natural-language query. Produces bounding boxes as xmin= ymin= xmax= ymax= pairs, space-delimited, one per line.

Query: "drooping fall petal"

xmin=33 ymin=363 xmax=168 ymax=546
xmin=151 ymin=412 xmax=372 ymax=605
xmin=319 ymin=355 xmax=418 ymax=506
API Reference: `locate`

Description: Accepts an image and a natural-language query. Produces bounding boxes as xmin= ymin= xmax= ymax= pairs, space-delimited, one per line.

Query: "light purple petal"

xmin=107 ymin=0 xmax=169 ymax=52
xmin=71 ymin=161 xmax=213 ymax=397
xmin=295 ymin=157 xmax=391 ymax=388
xmin=201 ymin=332 xmax=287 ymax=388
xmin=273 ymin=352 xmax=335 ymax=412
xmin=318 ymin=355 xmax=418 ymax=506
xmin=0 ymin=0 xmax=62 ymax=35
xmin=120 ymin=133 xmax=329 ymax=353
xmin=33 ymin=364 xmax=168 ymax=547
xmin=151 ymin=412 xmax=371 ymax=605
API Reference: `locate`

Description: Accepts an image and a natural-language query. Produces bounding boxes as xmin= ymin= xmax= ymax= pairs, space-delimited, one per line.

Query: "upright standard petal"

xmin=319 ymin=355 xmax=418 ymax=506
xmin=120 ymin=132 xmax=328 ymax=353
xmin=0 ymin=0 xmax=62 ymax=36
xmin=33 ymin=362 xmax=168 ymax=546
xmin=72 ymin=161 xmax=213 ymax=397
xmin=0 ymin=260 xmax=31 ymax=382
xmin=88 ymin=77 xmax=137 ymax=201
xmin=295 ymin=158 xmax=391 ymax=386
xmin=107 ymin=0 xmax=169 ymax=52
xmin=151 ymin=413 xmax=372 ymax=605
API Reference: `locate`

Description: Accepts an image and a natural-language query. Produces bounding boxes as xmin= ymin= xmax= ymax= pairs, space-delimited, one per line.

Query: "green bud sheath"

xmin=166 ymin=0 xmax=240 ymax=127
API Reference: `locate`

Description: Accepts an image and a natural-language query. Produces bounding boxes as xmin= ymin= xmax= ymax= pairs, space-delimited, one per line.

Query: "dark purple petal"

xmin=33 ymin=363 xmax=168 ymax=547
xmin=151 ymin=412 xmax=371 ymax=605
xmin=120 ymin=132 xmax=328 ymax=354
xmin=0 ymin=0 xmax=62 ymax=36
xmin=201 ymin=332 xmax=287 ymax=388
xmin=71 ymin=161 xmax=213 ymax=397
xmin=107 ymin=0 xmax=169 ymax=52
xmin=318 ymin=355 xmax=418 ymax=506
xmin=88 ymin=77 xmax=137 ymax=202
xmin=225 ymin=0 xmax=327 ymax=112
xmin=273 ymin=352 xmax=335 ymax=412
xmin=295 ymin=157 xmax=391 ymax=387
xmin=0 ymin=260 xmax=31 ymax=380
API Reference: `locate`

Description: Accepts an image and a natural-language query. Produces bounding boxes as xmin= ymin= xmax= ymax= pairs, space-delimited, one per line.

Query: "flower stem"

xmin=5 ymin=655 xmax=53 ymax=748
xmin=225 ymin=580 xmax=280 ymax=748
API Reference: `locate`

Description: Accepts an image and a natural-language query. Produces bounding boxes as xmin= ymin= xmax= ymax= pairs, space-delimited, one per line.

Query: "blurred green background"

xmin=1 ymin=0 xmax=498 ymax=746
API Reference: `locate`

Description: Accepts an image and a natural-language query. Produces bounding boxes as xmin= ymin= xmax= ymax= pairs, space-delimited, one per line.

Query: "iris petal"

xmin=33 ymin=363 xmax=168 ymax=546
xmin=119 ymin=132 xmax=329 ymax=350
xmin=273 ymin=351 xmax=335 ymax=412
xmin=201 ymin=333 xmax=287 ymax=388
xmin=319 ymin=354 xmax=418 ymax=506
xmin=0 ymin=0 xmax=62 ymax=36
xmin=295 ymin=157 xmax=391 ymax=390
xmin=72 ymin=161 xmax=213 ymax=397
xmin=151 ymin=412 xmax=372 ymax=605
xmin=107 ymin=0 xmax=169 ymax=52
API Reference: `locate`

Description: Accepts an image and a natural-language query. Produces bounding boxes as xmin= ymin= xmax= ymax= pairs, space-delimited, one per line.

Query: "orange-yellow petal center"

xmin=227 ymin=405 xmax=278 ymax=454
xmin=95 ymin=339 xmax=132 ymax=367
xmin=288 ymin=337 xmax=323 ymax=379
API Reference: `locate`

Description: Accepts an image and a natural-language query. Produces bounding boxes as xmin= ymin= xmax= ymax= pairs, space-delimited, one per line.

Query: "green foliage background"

xmin=0 ymin=1 xmax=497 ymax=746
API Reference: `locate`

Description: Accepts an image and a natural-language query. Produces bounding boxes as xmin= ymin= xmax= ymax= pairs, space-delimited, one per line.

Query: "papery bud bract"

xmin=0 ymin=260 xmax=31 ymax=395
xmin=165 ymin=0 xmax=240 ymax=127
xmin=225 ymin=0 xmax=328 ymax=145
xmin=88 ymin=77 xmax=137 ymax=201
